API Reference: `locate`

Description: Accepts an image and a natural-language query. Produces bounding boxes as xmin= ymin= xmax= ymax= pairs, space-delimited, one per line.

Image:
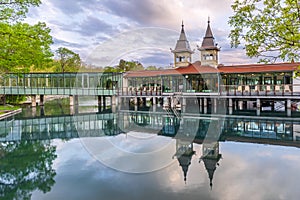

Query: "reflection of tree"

xmin=0 ymin=140 xmax=57 ymax=199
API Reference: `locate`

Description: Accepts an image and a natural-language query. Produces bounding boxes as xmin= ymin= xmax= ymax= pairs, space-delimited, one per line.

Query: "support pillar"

xmin=182 ymin=97 xmax=186 ymax=113
xmin=70 ymin=95 xmax=74 ymax=106
xmin=243 ymin=101 xmax=247 ymax=110
xmin=256 ymin=98 xmax=261 ymax=116
xmin=112 ymin=105 xmax=116 ymax=113
xmin=31 ymin=95 xmax=37 ymax=107
xmin=229 ymin=98 xmax=233 ymax=115
xmin=153 ymin=97 xmax=157 ymax=105
xmin=142 ymin=97 xmax=146 ymax=106
xmin=238 ymin=101 xmax=243 ymax=110
xmin=97 ymin=96 xmax=102 ymax=113
xmin=287 ymin=99 xmax=291 ymax=117
xmin=213 ymin=98 xmax=217 ymax=113
xmin=134 ymin=97 xmax=138 ymax=105
xmin=103 ymin=96 xmax=106 ymax=108
xmin=199 ymin=98 xmax=203 ymax=113
xmin=153 ymin=104 xmax=157 ymax=112
xmin=74 ymin=95 xmax=79 ymax=106
xmin=98 ymin=96 xmax=102 ymax=107
xmin=182 ymin=97 xmax=186 ymax=106
xmin=171 ymin=97 xmax=175 ymax=108
xmin=112 ymin=95 xmax=116 ymax=105
xmin=119 ymin=96 xmax=123 ymax=105
xmin=204 ymin=98 xmax=207 ymax=114
xmin=40 ymin=95 xmax=44 ymax=106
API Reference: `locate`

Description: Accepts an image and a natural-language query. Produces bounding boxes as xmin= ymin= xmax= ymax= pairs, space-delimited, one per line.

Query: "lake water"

xmin=1 ymin=100 xmax=300 ymax=200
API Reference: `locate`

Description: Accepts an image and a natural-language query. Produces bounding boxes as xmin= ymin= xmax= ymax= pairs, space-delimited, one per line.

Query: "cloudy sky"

xmin=25 ymin=0 xmax=258 ymax=68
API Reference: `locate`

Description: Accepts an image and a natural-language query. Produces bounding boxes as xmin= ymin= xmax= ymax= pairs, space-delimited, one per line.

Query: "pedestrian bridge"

xmin=0 ymin=72 xmax=122 ymax=96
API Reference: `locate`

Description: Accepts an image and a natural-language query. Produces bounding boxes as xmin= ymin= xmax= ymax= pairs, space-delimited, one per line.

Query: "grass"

xmin=0 ymin=105 xmax=20 ymax=112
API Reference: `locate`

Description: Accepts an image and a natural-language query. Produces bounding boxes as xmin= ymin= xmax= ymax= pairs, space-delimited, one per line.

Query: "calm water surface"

xmin=1 ymin=100 xmax=300 ymax=200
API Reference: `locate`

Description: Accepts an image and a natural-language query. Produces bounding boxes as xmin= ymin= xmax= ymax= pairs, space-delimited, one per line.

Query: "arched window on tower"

xmin=176 ymin=56 xmax=186 ymax=62
xmin=203 ymin=54 xmax=214 ymax=60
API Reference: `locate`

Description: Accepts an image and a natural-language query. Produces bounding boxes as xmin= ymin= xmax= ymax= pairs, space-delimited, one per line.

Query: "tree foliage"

xmin=0 ymin=22 xmax=53 ymax=72
xmin=229 ymin=0 xmax=300 ymax=63
xmin=145 ymin=65 xmax=158 ymax=70
xmin=55 ymin=47 xmax=81 ymax=73
xmin=0 ymin=0 xmax=53 ymax=73
xmin=102 ymin=59 xmax=144 ymax=72
xmin=116 ymin=59 xmax=144 ymax=72
xmin=0 ymin=0 xmax=41 ymax=23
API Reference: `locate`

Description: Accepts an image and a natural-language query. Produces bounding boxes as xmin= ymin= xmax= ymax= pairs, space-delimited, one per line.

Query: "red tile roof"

xmin=219 ymin=62 xmax=299 ymax=73
xmin=124 ymin=62 xmax=300 ymax=78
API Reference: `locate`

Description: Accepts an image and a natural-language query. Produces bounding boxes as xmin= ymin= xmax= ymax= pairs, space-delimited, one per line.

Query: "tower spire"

xmin=198 ymin=18 xmax=220 ymax=67
xmin=171 ymin=21 xmax=194 ymax=68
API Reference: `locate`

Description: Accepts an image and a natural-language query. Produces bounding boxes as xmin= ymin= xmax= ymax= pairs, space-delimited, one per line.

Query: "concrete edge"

xmin=0 ymin=108 xmax=22 ymax=120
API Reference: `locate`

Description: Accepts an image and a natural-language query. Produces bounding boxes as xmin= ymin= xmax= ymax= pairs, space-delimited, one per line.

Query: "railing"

xmin=120 ymin=86 xmax=162 ymax=96
xmin=220 ymin=84 xmax=300 ymax=96
xmin=0 ymin=86 xmax=116 ymax=96
xmin=108 ymin=84 xmax=300 ymax=97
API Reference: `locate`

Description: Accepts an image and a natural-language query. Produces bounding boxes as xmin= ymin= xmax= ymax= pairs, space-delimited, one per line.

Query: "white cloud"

xmin=25 ymin=0 xmax=256 ymax=67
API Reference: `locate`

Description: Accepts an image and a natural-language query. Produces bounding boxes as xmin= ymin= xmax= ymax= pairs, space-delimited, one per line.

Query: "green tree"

xmin=103 ymin=66 xmax=119 ymax=72
xmin=0 ymin=0 xmax=41 ymax=23
xmin=0 ymin=0 xmax=53 ymax=73
xmin=0 ymin=22 xmax=53 ymax=73
xmin=229 ymin=0 xmax=300 ymax=63
xmin=116 ymin=59 xmax=144 ymax=72
xmin=145 ymin=65 xmax=158 ymax=70
xmin=55 ymin=47 xmax=81 ymax=73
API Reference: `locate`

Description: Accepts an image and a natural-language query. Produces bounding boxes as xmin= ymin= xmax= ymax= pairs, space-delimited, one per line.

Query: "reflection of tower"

xmin=198 ymin=18 xmax=220 ymax=67
xmin=200 ymin=141 xmax=222 ymax=189
xmin=173 ymin=139 xmax=195 ymax=183
xmin=171 ymin=21 xmax=194 ymax=68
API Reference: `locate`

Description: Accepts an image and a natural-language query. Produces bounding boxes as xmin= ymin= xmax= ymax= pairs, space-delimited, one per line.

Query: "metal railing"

xmin=0 ymin=86 xmax=116 ymax=96
xmin=120 ymin=86 xmax=162 ymax=96
xmin=220 ymin=84 xmax=300 ymax=96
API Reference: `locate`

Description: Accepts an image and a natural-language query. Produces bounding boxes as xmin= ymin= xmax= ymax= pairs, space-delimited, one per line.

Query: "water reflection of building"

xmin=200 ymin=141 xmax=222 ymax=189
xmin=173 ymin=139 xmax=195 ymax=183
